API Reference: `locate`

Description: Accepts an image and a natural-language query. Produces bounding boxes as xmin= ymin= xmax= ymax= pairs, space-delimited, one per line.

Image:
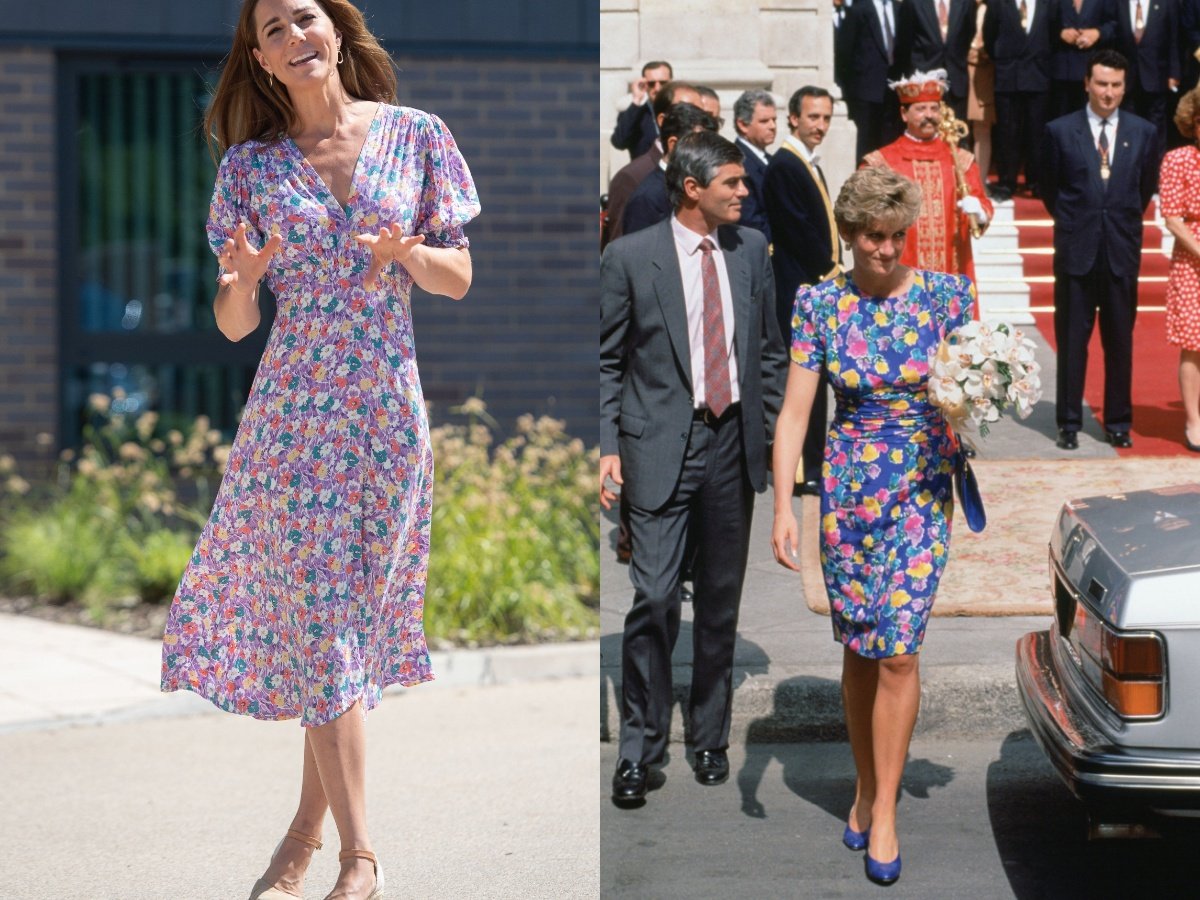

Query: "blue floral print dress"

xmin=790 ymin=270 xmax=975 ymax=658
xmin=160 ymin=104 xmax=480 ymax=726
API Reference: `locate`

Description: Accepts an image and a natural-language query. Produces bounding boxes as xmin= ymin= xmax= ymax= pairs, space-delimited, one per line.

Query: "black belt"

xmin=693 ymin=403 xmax=740 ymax=426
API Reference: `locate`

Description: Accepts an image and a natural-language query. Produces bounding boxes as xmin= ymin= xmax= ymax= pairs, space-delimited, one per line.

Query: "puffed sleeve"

xmin=790 ymin=284 xmax=825 ymax=371
xmin=206 ymin=143 xmax=265 ymax=260
xmin=412 ymin=114 xmax=481 ymax=249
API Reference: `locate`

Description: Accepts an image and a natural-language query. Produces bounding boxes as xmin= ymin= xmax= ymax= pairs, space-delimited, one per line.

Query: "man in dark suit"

xmin=896 ymin=0 xmax=979 ymax=121
xmin=732 ymin=88 xmax=778 ymax=240
xmin=1049 ymin=0 xmax=1118 ymax=118
xmin=622 ymin=103 xmax=720 ymax=237
xmin=838 ymin=0 xmax=905 ymax=160
xmin=601 ymin=131 xmax=787 ymax=804
xmin=1042 ymin=49 xmax=1157 ymax=449
xmin=985 ymin=0 xmax=1055 ymax=198
xmin=764 ymin=86 xmax=841 ymax=495
xmin=611 ymin=60 xmax=674 ymax=159
xmin=1113 ymin=0 xmax=1180 ymax=160
xmin=603 ymin=81 xmax=702 ymax=252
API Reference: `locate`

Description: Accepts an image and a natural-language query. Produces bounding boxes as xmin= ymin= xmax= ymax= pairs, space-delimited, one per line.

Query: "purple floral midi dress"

xmin=161 ymin=104 xmax=480 ymax=726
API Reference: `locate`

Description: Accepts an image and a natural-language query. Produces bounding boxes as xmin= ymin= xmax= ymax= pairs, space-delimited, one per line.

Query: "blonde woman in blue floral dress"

xmin=158 ymin=2 xmax=478 ymax=898
xmin=771 ymin=166 xmax=973 ymax=887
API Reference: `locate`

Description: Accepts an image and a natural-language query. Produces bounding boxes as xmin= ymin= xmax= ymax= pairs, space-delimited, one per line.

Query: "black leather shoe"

xmin=792 ymin=479 xmax=820 ymax=497
xmin=693 ymin=749 xmax=730 ymax=786
xmin=1056 ymin=429 xmax=1078 ymax=450
xmin=612 ymin=759 xmax=647 ymax=805
xmin=1105 ymin=430 xmax=1133 ymax=449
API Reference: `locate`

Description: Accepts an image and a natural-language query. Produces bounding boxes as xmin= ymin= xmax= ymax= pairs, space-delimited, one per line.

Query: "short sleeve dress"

xmin=1159 ymin=145 xmax=1200 ymax=351
xmin=790 ymin=270 xmax=975 ymax=658
xmin=160 ymin=104 xmax=480 ymax=726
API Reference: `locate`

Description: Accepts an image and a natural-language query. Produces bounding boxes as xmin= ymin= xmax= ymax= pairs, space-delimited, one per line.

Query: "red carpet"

xmin=1008 ymin=195 xmax=1189 ymax=456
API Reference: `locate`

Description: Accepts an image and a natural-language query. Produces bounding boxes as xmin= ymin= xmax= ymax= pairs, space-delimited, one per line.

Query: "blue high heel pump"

xmin=865 ymin=849 xmax=901 ymax=885
xmin=842 ymin=823 xmax=870 ymax=851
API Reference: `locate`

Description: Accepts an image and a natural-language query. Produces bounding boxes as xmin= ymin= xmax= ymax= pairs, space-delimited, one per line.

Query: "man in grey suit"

xmin=600 ymin=131 xmax=787 ymax=805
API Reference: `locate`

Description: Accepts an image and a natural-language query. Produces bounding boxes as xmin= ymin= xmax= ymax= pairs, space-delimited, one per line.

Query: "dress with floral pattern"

xmin=791 ymin=270 xmax=974 ymax=658
xmin=160 ymin=104 xmax=480 ymax=726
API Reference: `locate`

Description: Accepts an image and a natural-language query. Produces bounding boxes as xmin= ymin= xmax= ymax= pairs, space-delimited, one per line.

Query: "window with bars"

xmin=59 ymin=56 xmax=276 ymax=445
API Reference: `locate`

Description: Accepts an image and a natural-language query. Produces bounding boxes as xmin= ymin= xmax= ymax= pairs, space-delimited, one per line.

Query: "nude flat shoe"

xmin=248 ymin=829 xmax=323 ymax=900
xmin=328 ymin=849 xmax=385 ymax=900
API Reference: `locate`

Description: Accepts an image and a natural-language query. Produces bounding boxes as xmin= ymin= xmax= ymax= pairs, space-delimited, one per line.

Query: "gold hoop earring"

xmin=337 ymin=48 xmax=344 ymax=65
xmin=268 ymin=71 xmax=274 ymax=87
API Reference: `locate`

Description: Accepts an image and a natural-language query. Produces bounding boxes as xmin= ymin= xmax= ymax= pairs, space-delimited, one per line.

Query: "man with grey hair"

xmin=732 ymin=88 xmax=777 ymax=239
xmin=622 ymin=103 xmax=720 ymax=237
xmin=601 ymin=130 xmax=787 ymax=805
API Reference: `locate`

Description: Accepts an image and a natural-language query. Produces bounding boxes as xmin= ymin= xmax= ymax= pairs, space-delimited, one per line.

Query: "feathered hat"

xmin=888 ymin=69 xmax=949 ymax=105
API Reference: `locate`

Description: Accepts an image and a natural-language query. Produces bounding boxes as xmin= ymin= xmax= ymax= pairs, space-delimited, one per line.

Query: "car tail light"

xmin=1070 ymin=602 xmax=1165 ymax=718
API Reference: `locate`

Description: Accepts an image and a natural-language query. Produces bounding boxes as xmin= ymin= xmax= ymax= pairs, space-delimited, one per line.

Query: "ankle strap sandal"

xmin=286 ymin=829 xmax=323 ymax=851
xmin=337 ymin=849 xmax=385 ymax=899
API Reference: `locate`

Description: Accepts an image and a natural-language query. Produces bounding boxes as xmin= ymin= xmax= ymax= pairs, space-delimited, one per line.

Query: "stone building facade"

xmin=600 ymin=0 xmax=853 ymax=208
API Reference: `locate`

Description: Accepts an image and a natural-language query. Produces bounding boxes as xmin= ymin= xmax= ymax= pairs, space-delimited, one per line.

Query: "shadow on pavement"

xmin=737 ymin=675 xmax=955 ymax=823
xmin=987 ymin=729 xmax=1200 ymax=898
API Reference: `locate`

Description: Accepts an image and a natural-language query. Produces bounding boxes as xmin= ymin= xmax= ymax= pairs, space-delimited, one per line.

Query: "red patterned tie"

xmin=699 ymin=238 xmax=731 ymax=417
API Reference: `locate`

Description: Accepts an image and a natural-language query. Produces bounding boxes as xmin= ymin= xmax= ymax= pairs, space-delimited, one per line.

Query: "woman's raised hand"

xmin=218 ymin=223 xmax=283 ymax=293
xmin=771 ymin=509 xmax=802 ymax=572
xmin=355 ymin=224 xmax=426 ymax=290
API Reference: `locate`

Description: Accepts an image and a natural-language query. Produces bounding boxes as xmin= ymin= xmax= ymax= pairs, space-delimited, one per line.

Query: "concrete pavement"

xmin=0 ymin=615 xmax=599 ymax=897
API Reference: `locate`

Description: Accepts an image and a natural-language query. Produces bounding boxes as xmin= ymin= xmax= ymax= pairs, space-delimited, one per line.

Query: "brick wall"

xmin=399 ymin=54 xmax=599 ymax=444
xmin=0 ymin=48 xmax=57 ymax=469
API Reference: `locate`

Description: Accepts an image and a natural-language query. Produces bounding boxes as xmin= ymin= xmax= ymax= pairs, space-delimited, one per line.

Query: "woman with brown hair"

xmin=159 ymin=1 xmax=480 ymax=898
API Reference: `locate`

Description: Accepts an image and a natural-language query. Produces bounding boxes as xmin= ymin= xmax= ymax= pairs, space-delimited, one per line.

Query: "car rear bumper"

xmin=1016 ymin=630 xmax=1200 ymax=811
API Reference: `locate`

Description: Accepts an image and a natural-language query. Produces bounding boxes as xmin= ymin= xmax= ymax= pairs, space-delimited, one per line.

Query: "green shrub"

xmin=124 ymin=529 xmax=196 ymax=604
xmin=0 ymin=492 xmax=129 ymax=606
xmin=1 ymin=393 xmax=600 ymax=646
xmin=425 ymin=401 xmax=600 ymax=645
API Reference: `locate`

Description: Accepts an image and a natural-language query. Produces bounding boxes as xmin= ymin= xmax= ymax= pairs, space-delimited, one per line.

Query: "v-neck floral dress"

xmin=160 ymin=104 xmax=480 ymax=726
xmin=790 ymin=270 xmax=974 ymax=658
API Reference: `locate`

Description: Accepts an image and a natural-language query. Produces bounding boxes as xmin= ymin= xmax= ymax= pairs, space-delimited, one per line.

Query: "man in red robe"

xmin=862 ymin=69 xmax=993 ymax=283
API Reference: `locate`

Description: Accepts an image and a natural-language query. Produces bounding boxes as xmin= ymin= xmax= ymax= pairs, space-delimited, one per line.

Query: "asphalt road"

xmin=601 ymin=731 xmax=1200 ymax=899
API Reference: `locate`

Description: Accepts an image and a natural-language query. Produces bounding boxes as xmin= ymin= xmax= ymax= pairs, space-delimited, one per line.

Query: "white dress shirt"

xmin=1128 ymin=0 xmax=1149 ymax=31
xmin=1086 ymin=105 xmax=1119 ymax=165
xmin=671 ymin=215 xmax=740 ymax=408
xmin=1021 ymin=0 xmax=1038 ymax=32
xmin=784 ymin=134 xmax=821 ymax=168
xmin=873 ymin=0 xmax=896 ymax=60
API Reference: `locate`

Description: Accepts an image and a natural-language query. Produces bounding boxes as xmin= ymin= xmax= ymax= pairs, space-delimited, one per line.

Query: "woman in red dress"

xmin=1160 ymin=87 xmax=1200 ymax=452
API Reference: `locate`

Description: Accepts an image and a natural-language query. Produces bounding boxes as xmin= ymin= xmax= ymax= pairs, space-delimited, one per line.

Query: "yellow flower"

xmin=894 ymin=641 xmax=908 ymax=654
xmin=874 ymin=310 xmax=889 ymax=326
xmin=890 ymin=589 xmax=911 ymax=607
xmin=863 ymin=496 xmax=881 ymax=518
xmin=908 ymin=560 xmax=933 ymax=578
xmin=917 ymin=310 xmax=931 ymax=326
xmin=890 ymin=448 xmax=904 ymax=464
xmin=875 ymin=360 xmax=890 ymax=374
xmin=904 ymin=331 xmax=918 ymax=346
xmin=843 ymin=370 xmax=860 ymax=388
xmin=861 ymin=443 xmax=880 ymax=462
xmin=916 ymin=490 xmax=933 ymax=507
xmin=899 ymin=363 xmax=921 ymax=381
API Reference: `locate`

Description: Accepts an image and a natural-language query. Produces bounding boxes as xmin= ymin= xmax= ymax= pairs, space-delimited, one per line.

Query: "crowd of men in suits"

xmin=600 ymin=20 xmax=1178 ymax=797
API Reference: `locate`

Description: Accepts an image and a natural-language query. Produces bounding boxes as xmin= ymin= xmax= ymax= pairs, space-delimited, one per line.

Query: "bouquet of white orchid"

xmin=928 ymin=320 xmax=1043 ymax=439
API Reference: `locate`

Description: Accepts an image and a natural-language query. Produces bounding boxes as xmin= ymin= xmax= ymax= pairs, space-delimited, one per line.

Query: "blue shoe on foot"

xmin=842 ymin=823 xmax=870 ymax=851
xmin=865 ymin=850 xmax=901 ymax=885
